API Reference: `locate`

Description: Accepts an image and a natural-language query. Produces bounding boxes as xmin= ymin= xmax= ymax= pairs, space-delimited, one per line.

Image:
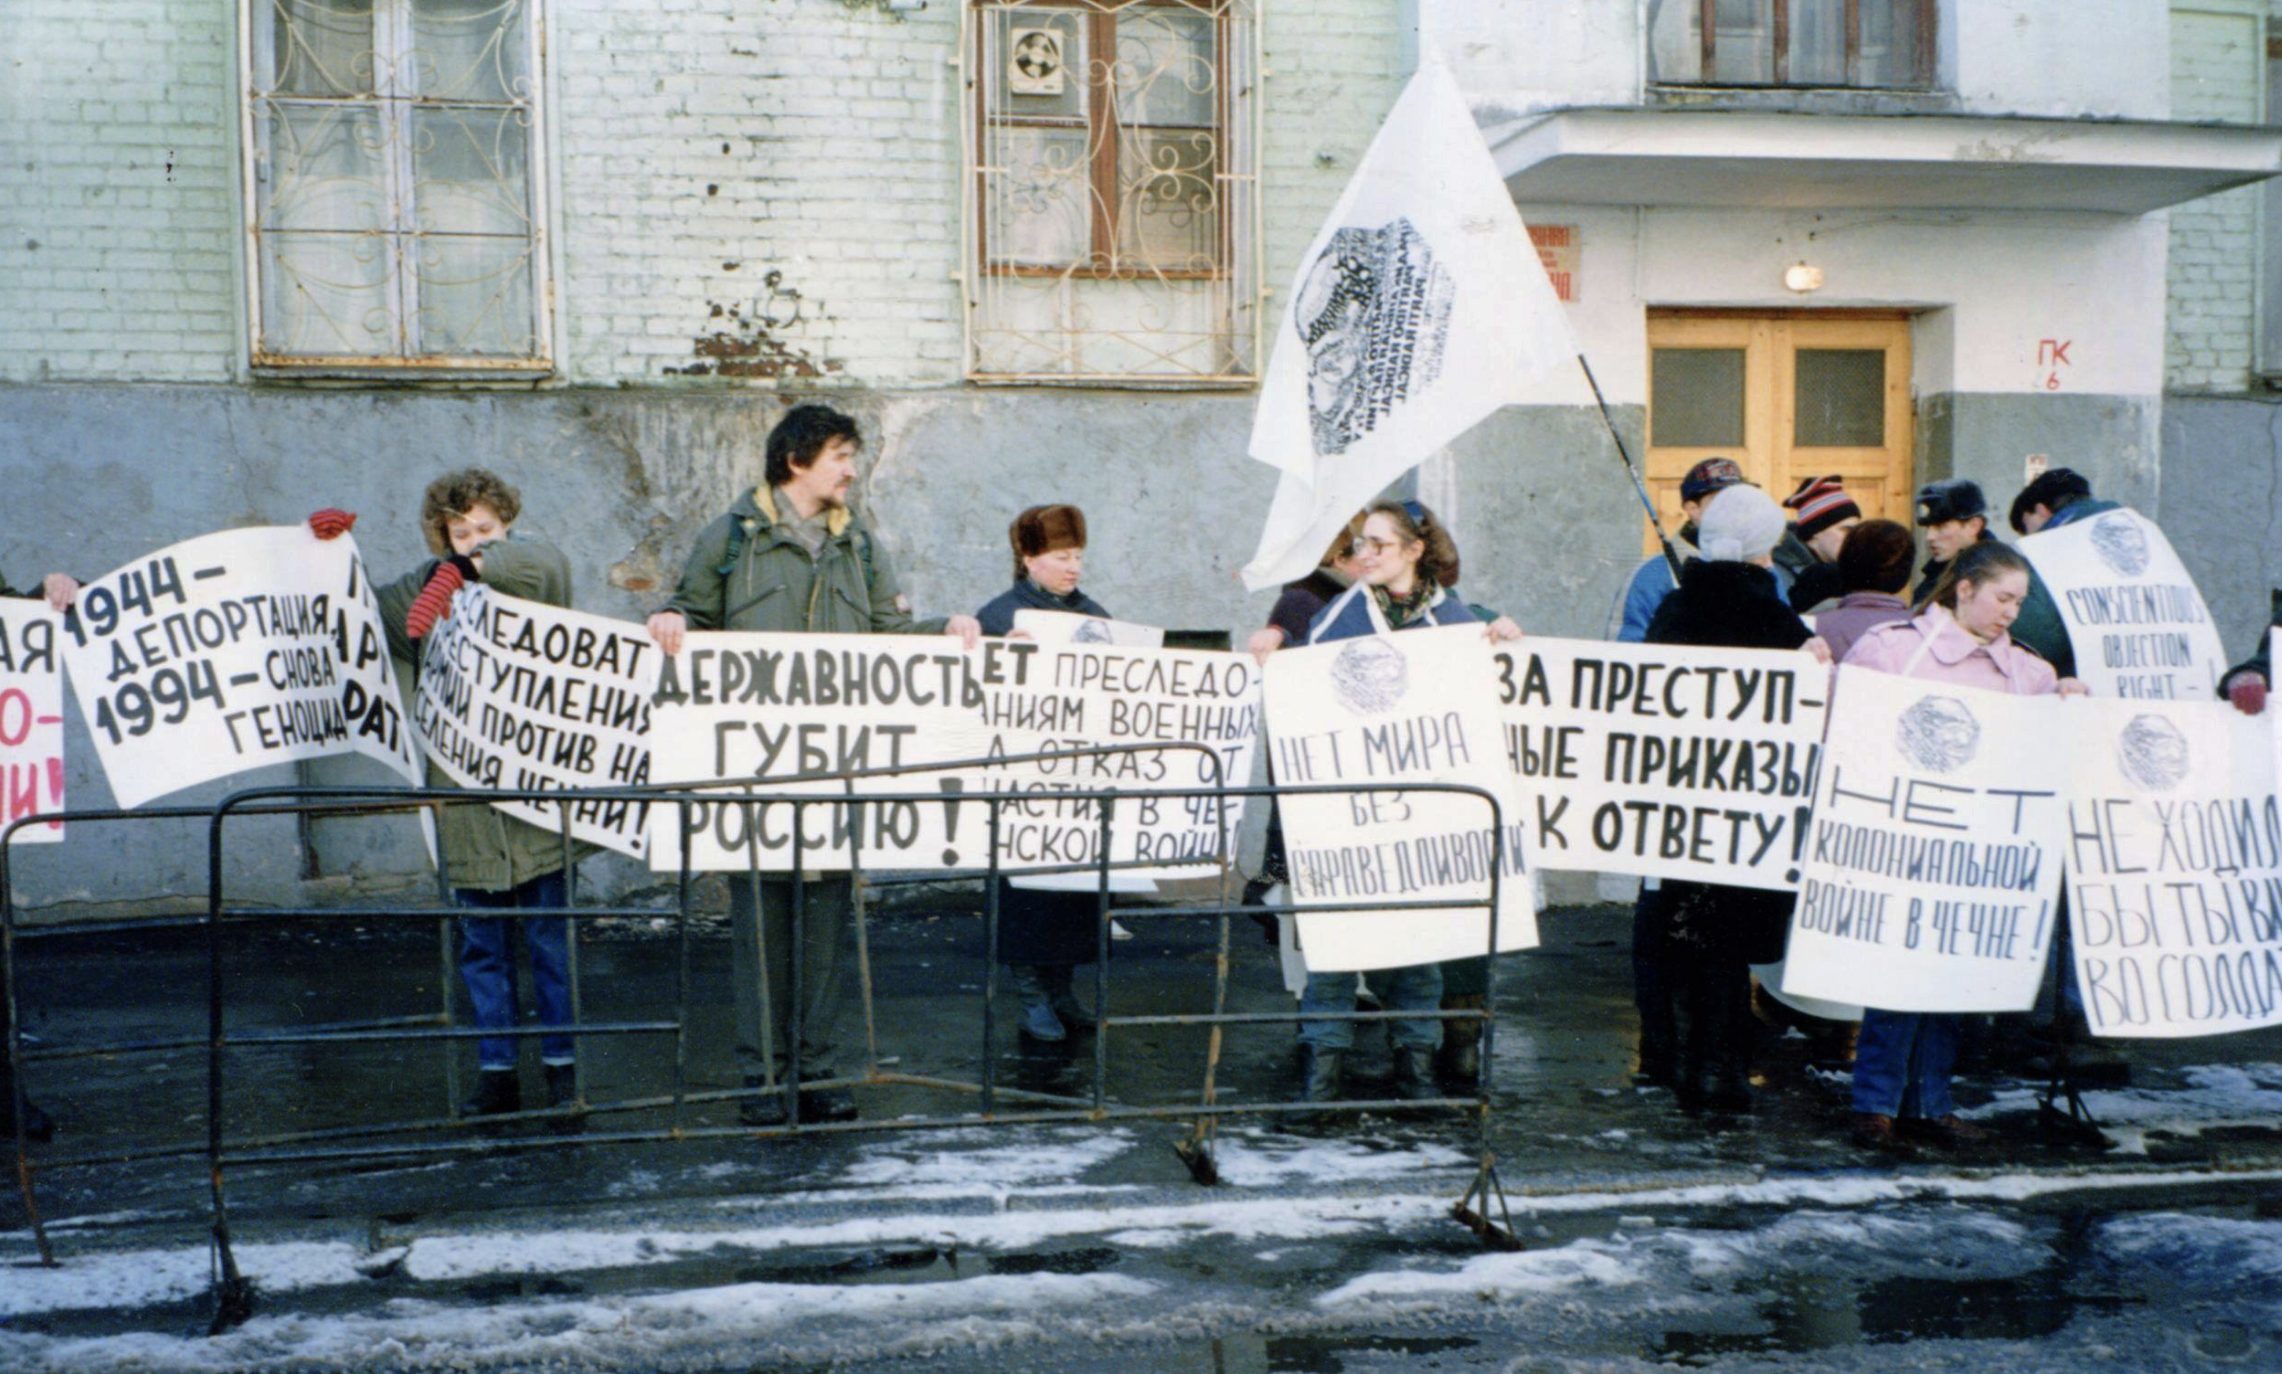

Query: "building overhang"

xmin=1486 ymin=108 xmax=2282 ymax=214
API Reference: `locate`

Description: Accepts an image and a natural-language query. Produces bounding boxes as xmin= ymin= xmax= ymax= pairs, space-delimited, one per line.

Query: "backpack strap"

xmin=715 ymin=515 xmax=757 ymax=579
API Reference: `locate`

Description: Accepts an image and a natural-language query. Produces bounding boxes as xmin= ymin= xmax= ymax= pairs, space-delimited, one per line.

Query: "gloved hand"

xmin=404 ymin=554 xmax=480 ymax=639
xmin=2227 ymin=674 xmax=2268 ymax=717
xmin=308 ymin=509 xmax=357 ymax=541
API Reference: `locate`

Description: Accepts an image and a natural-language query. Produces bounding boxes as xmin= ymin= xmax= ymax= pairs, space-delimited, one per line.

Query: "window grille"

xmin=243 ymin=0 xmax=550 ymax=373
xmin=964 ymin=0 xmax=1261 ymax=385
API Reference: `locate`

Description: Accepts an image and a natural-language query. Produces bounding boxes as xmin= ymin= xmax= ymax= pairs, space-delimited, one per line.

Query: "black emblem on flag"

xmin=1296 ymin=218 xmax=1454 ymax=458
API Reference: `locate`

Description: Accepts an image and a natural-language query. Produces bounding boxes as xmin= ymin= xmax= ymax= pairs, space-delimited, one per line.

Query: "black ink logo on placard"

xmin=1071 ymin=618 xmax=1113 ymax=645
xmin=1330 ymin=638 xmax=1409 ymax=715
xmin=1896 ymin=695 xmax=1981 ymax=774
xmin=1296 ymin=218 xmax=1455 ymax=457
xmin=2090 ymin=512 xmax=2151 ymax=578
xmin=2117 ymin=713 xmax=2191 ymax=792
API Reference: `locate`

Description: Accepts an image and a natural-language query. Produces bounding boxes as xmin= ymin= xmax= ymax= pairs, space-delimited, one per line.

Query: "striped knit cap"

xmin=1782 ymin=475 xmax=1861 ymax=542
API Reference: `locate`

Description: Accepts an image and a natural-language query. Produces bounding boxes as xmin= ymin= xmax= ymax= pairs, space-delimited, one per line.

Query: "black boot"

xmin=739 ymin=1075 xmax=790 ymax=1128
xmin=1704 ymin=1067 xmax=1754 ymax=1115
xmin=461 ymin=1068 xmax=520 ymax=1118
xmin=0 ymin=1078 xmax=55 ymax=1143
xmin=544 ymin=1064 xmax=585 ymax=1132
xmin=1011 ymin=966 xmax=1066 ymax=1042
xmin=1293 ymin=1044 xmax=1344 ymax=1129
xmin=1043 ymin=966 xmax=1097 ymax=1031
xmin=1390 ymin=1047 xmax=1440 ymax=1103
xmin=798 ymin=1084 xmax=860 ymax=1123
xmin=1436 ymin=994 xmax=1485 ymax=1087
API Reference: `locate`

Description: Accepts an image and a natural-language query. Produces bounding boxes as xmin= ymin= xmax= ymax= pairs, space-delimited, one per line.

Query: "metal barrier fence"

xmin=4 ymin=757 xmax=1518 ymax=1332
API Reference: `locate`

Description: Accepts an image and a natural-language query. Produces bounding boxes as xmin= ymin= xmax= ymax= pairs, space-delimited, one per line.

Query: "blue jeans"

xmin=1852 ymin=1009 xmax=1960 ymax=1118
xmin=1299 ymin=964 xmax=1442 ymax=1051
xmin=456 ymin=871 xmax=574 ymax=1071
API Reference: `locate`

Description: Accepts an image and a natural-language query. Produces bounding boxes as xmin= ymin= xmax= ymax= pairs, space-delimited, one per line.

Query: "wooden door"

xmin=1643 ymin=313 xmax=1914 ymax=555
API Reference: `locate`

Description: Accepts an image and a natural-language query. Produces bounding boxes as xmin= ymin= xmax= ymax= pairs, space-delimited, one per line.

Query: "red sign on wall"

xmin=1529 ymin=224 xmax=1579 ymax=303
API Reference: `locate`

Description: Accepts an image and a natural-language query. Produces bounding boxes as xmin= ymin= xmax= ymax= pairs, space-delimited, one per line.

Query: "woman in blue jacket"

xmin=1297 ymin=500 xmax=1521 ymax=1111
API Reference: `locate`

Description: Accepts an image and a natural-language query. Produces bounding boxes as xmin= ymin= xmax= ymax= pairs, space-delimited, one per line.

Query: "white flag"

xmin=1242 ymin=54 xmax=1576 ymax=591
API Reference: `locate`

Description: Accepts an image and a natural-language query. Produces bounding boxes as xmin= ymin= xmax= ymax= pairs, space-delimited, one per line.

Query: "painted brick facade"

xmin=0 ymin=2 xmax=239 ymax=384
xmin=1 ymin=2 xmax=1398 ymax=392
xmin=2165 ymin=4 xmax=2265 ymax=393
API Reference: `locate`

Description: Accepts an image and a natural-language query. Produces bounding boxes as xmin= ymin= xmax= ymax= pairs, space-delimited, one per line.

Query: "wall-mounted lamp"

xmin=1783 ymin=262 xmax=1824 ymax=294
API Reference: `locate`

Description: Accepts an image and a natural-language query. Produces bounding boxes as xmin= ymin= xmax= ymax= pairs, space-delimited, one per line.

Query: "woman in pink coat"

xmin=1839 ymin=541 xmax=2086 ymax=1154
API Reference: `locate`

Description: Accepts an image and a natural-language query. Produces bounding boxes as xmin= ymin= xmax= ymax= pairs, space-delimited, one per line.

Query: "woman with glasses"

xmin=1295 ymin=500 xmax=1521 ymax=1113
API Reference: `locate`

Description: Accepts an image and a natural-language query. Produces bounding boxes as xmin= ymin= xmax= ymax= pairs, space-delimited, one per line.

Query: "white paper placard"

xmin=415 ymin=585 xmax=662 ymax=857
xmin=0 ymin=600 xmax=66 ymax=843
xmin=60 ymin=528 xmax=417 ymax=808
xmin=1781 ymin=667 xmax=2067 ymax=1014
xmin=1496 ymin=636 xmax=1828 ymax=891
xmin=2020 ymin=508 xmax=2225 ymax=700
xmin=1264 ymin=625 xmax=1534 ymax=973
xmin=1010 ymin=608 xmax=1165 ymax=648
xmin=2065 ymin=695 xmax=2282 ymax=1038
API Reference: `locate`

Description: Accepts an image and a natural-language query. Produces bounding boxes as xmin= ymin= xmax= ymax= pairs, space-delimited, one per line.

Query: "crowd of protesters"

xmin=4 ymin=405 xmax=2276 ymax=1158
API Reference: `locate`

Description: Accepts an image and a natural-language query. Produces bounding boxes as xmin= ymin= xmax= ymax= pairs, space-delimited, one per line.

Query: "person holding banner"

xmin=0 ymin=566 xmax=75 ymax=1144
xmin=1608 ymin=458 xmax=1746 ymax=643
xmin=1841 ymin=540 xmax=2087 ymax=1152
xmin=975 ymin=504 xmax=1112 ymax=1041
xmin=1777 ymin=475 xmax=1861 ymax=615
xmin=1294 ymin=500 xmax=1522 ymax=1112
xmin=1641 ymin=485 xmax=1828 ymax=1114
xmin=2007 ymin=466 xmax=2118 ymax=537
xmin=2216 ymin=591 xmax=2280 ymax=716
xmin=324 ymin=473 xmax=591 ymax=1123
xmin=648 ymin=404 xmax=982 ymax=1127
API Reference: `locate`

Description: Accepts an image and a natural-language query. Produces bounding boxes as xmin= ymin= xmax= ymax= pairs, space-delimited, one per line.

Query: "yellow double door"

xmin=1643 ymin=313 xmax=1915 ymax=556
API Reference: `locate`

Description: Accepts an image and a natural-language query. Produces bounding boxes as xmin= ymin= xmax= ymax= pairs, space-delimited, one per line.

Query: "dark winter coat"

xmin=977 ymin=579 xmax=1116 ymax=968
xmin=1643 ymin=559 xmax=1810 ymax=965
xmin=377 ymin=537 xmax=595 ymax=892
xmin=1267 ymin=569 xmax=1350 ymax=647
xmin=976 ymin=578 xmax=1111 ymax=638
xmin=663 ymin=486 xmax=945 ymax=638
xmin=2219 ymin=589 xmax=2282 ymax=694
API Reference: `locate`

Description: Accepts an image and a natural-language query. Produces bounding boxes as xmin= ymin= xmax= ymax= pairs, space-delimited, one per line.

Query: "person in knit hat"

xmin=1607 ymin=457 xmax=1747 ymax=642
xmin=1639 ymin=485 xmax=1828 ymax=1115
xmin=1778 ymin=475 xmax=1861 ymax=614
xmin=975 ymin=505 xmax=1114 ymax=1044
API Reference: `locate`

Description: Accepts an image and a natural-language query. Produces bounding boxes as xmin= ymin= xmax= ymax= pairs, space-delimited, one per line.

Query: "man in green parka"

xmin=647 ymin=404 xmax=979 ymax=1127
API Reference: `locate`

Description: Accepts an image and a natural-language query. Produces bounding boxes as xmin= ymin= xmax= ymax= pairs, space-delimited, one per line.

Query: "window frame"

xmin=237 ymin=0 xmax=555 ymax=378
xmin=972 ymin=0 xmax=1234 ymax=283
xmin=1651 ymin=0 xmax=1939 ymax=92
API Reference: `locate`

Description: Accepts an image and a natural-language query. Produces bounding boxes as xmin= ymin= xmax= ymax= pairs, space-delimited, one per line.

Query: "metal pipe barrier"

xmin=4 ymin=753 xmax=1516 ymax=1332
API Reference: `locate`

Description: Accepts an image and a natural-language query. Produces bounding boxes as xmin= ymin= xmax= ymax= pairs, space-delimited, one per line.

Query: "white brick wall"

xmin=0 ymin=2 xmax=239 ymax=384
xmin=2165 ymin=6 xmax=2264 ymax=393
xmin=0 ymin=1 xmax=1402 ymax=390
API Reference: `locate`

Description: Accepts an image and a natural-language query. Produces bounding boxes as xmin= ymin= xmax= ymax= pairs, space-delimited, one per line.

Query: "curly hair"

xmin=764 ymin=404 xmax=862 ymax=488
xmin=1365 ymin=499 xmax=1461 ymax=589
xmin=419 ymin=468 xmax=521 ymax=557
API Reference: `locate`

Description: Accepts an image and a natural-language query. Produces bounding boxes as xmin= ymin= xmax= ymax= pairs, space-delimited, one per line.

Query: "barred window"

xmin=965 ymin=0 xmax=1260 ymax=385
xmin=243 ymin=0 xmax=550 ymax=373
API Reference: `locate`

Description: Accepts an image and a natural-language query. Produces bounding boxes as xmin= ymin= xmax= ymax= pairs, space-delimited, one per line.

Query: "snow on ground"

xmin=0 ymin=1271 xmax=1158 ymax=1373
xmin=1963 ymin=1062 xmax=2282 ymax=1154
xmin=2095 ymin=1211 xmax=2282 ymax=1295
xmin=1206 ymin=1130 xmax=1471 ymax=1187
xmin=1318 ymin=1204 xmax=2047 ymax=1313
xmin=0 ymin=1241 xmax=366 ymax=1319
xmin=828 ymin=1126 xmax=1139 ymax=1192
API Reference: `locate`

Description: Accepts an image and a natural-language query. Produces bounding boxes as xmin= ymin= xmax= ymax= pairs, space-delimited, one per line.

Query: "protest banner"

xmin=1264 ymin=625 xmax=1533 ymax=973
xmin=2020 ymin=507 xmax=2225 ymax=700
xmin=2065 ymin=696 xmax=2282 ymax=1038
xmin=1780 ymin=667 xmax=2068 ymax=1013
xmin=0 ymin=600 xmax=65 ymax=843
xmin=972 ymin=639 xmax=1261 ymax=889
xmin=413 ymin=585 xmax=662 ymax=858
xmin=59 ymin=527 xmax=417 ymax=808
xmin=645 ymin=633 xmax=1000 ymax=873
xmin=1494 ymin=637 xmax=1827 ymax=890
xmin=1011 ymin=608 xmax=1164 ymax=648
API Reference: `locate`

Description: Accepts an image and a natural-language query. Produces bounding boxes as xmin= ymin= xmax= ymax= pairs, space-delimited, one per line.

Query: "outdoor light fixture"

xmin=1784 ymin=262 xmax=1825 ymax=293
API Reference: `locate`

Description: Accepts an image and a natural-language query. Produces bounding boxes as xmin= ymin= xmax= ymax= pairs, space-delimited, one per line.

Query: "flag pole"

xmin=1577 ymin=354 xmax=1684 ymax=581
